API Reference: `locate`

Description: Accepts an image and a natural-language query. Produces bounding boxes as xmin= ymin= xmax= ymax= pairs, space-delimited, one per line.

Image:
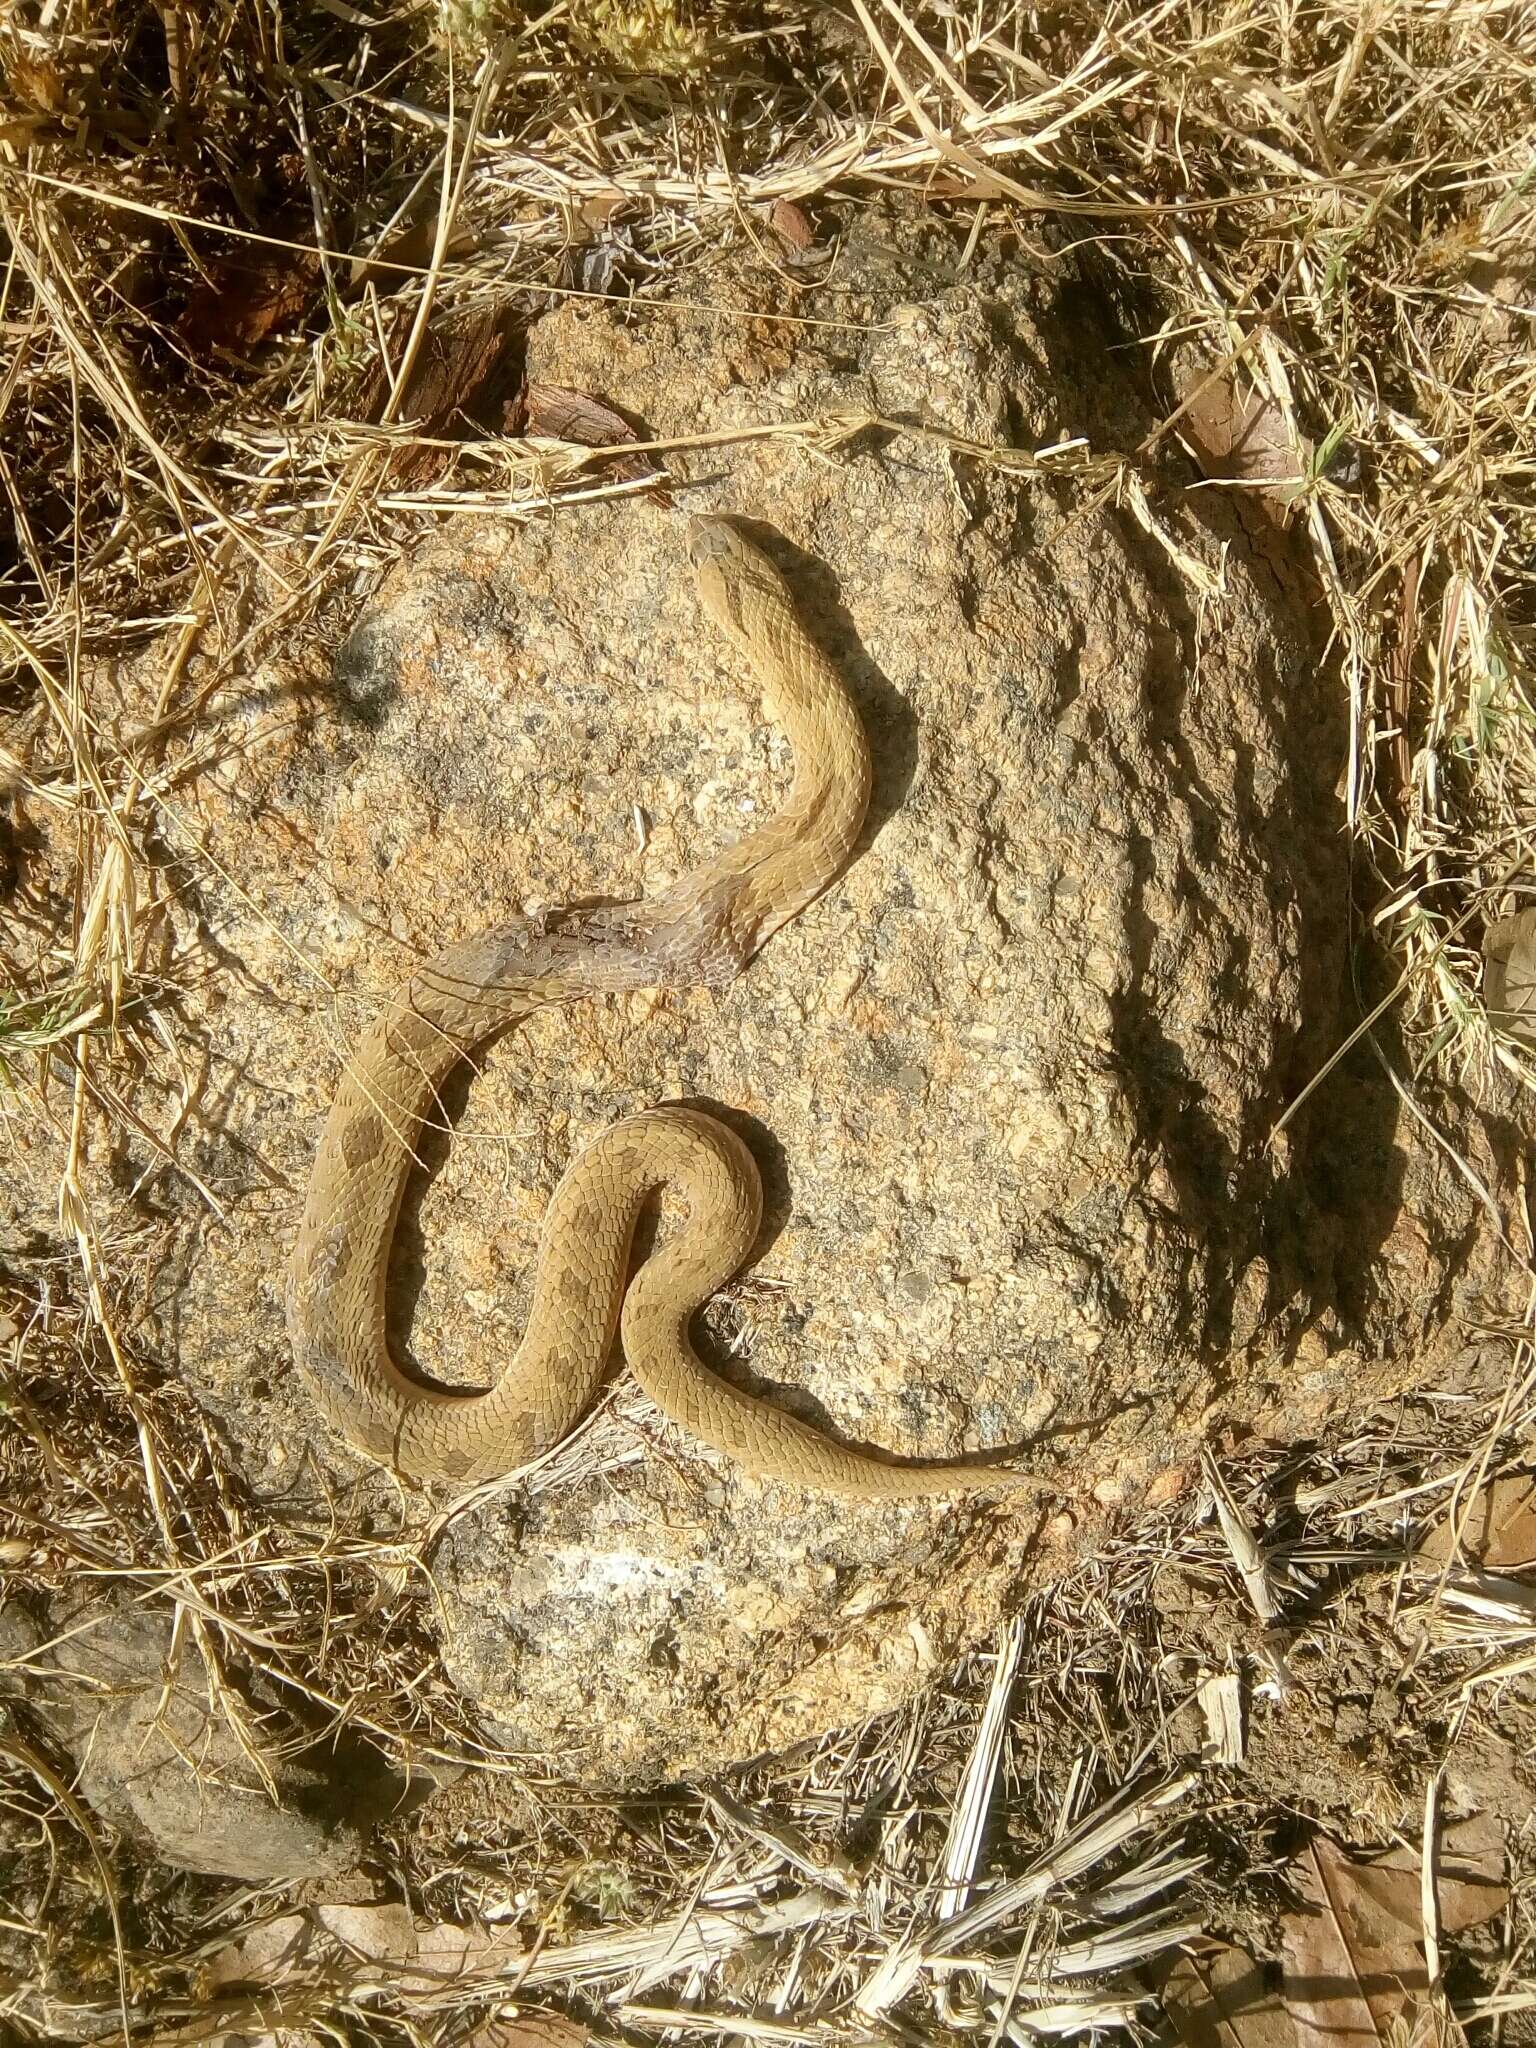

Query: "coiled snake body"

xmin=287 ymin=517 xmax=1032 ymax=1497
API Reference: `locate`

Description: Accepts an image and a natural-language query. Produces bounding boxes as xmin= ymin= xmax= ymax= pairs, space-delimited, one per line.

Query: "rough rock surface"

xmin=0 ymin=1599 xmax=368 ymax=1881
xmin=6 ymin=214 xmax=1500 ymax=1784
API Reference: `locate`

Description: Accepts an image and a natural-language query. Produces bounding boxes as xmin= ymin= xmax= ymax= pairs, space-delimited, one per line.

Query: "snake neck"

xmin=654 ymin=641 xmax=872 ymax=972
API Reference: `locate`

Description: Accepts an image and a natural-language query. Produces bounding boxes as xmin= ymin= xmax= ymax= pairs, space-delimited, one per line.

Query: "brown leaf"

xmin=1279 ymin=1831 xmax=1505 ymax=2048
xmin=761 ymin=197 xmax=829 ymax=272
xmin=1170 ymin=355 xmax=1305 ymax=523
xmin=579 ymin=193 xmax=627 ymax=231
xmin=767 ymin=199 xmax=814 ymax=251
xmin=1314 ymin=1822 xmax=1505 ymax=1946
xmin=764 ymin=199 xmax=830 ymax=273
xmin=348 ymin=217 xmax=440 ymax=291
xmin=1420 ymin=1473 xmax=1536 ymax=1568
xmin=5 ymin=48 xmax=67 ymax=113
xmin=923 ymin=170 xmax=1021 ymax=201
xmin=179 ymin=245 xmax=323 ymax=355
xmin=207 ymin=1900 xmax=528 ymax=1992
xmin=353 ymin=306 xmax=524 ymax=482
xmin=524 ymin=382 xmax=671 ymax=501
xmin=1483 ymin=910 xmax=1536 ymax=1046
xmin=1161 ymin=1942 xmax=1296 ymax=2048
xmin=1279 ymin=1873 xmax=1392 ymax=2048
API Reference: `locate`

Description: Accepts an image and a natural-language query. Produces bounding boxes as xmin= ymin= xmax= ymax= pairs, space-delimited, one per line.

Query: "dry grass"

xmin=2 ymin=0 xmax=1535 ymax=2041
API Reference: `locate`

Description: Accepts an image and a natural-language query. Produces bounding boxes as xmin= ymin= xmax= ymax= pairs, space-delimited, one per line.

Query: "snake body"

xmin=287 ymin=517 xmax=1032 ymax=1497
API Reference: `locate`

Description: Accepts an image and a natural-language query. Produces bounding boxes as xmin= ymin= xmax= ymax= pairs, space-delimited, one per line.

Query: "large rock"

xmin=8 ymin=215 xmax=1500 ymax=1783
xmin=0 ymin=1600 xmax=368 ymax=1882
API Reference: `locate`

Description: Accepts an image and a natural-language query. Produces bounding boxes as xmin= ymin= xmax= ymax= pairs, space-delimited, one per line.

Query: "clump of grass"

xmin=440 ymin=0 xmax=717 ymax=72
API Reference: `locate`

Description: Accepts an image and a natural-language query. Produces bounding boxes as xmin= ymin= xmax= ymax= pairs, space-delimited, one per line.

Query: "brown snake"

xmin=286 ymin=517 xmax=1035 ymax=1497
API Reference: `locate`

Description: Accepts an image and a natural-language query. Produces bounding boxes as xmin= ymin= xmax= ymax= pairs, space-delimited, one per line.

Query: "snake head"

xmin=686 ymin=512 xmax=736 ymax=569
xmin=688 ymin=514 xmax=783 ymax=648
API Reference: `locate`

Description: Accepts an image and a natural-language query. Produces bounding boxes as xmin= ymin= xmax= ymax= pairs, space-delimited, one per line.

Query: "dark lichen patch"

xmin=333 ymin=614 xmax=403 ymax=728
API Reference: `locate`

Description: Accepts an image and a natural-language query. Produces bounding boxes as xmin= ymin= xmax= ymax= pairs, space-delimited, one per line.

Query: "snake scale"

xmin=286 ymin=516 xmax=1035 ymax=1498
